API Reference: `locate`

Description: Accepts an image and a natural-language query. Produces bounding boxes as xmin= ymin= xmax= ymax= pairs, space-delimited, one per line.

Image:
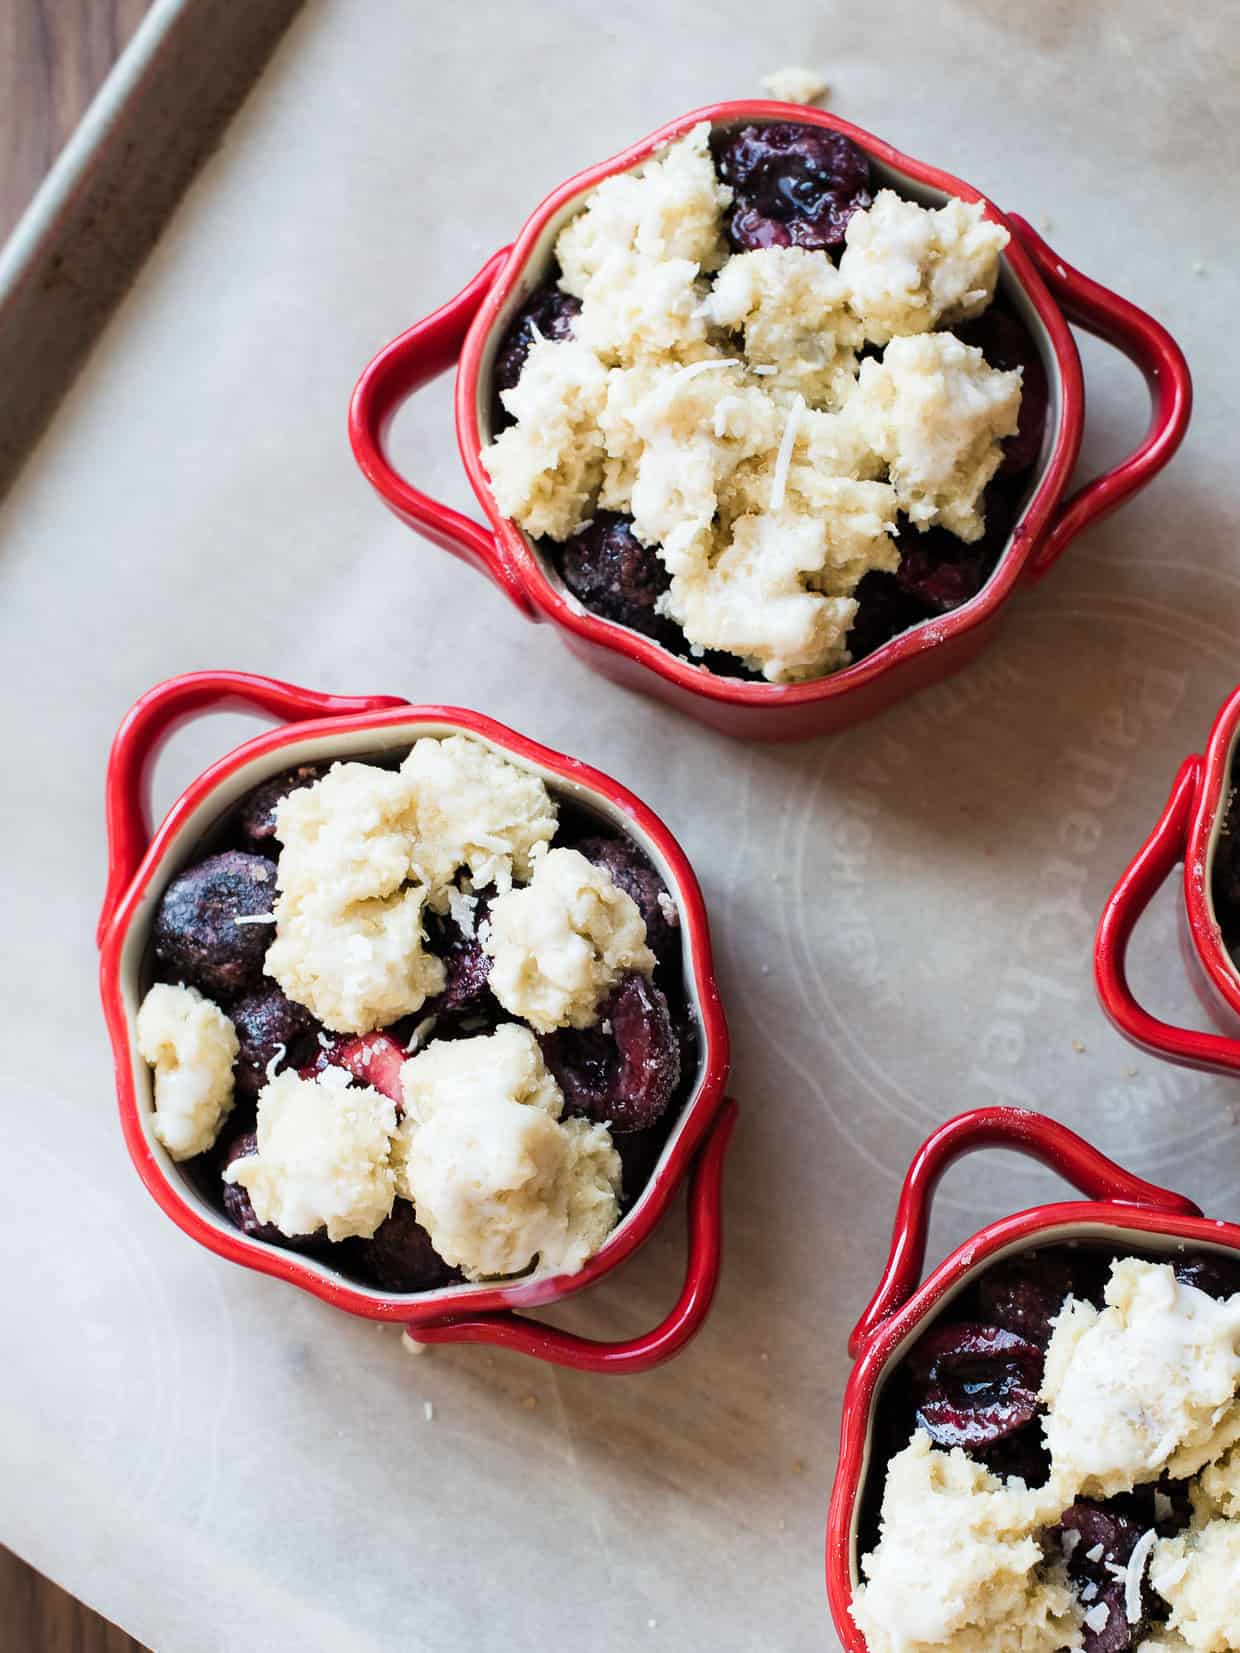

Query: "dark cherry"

xmin=152 ymin=851 xmax=278 ymax=999
xmin=494 ymin=283 xmax=581 ymax=397
xmin=220 ymin=1129 xmax=290 ymax=1246
xmin=713 ymin=122 xmax=872 ymax=253
xmin=575 ymin=835 xmax=679 ymax=966
xmin=1112 ymin=1479 xmax=1194 ymax=1538
xmin=235 ymin=763 xmax=328 ymax=853
xmin=556 ymin=513 xmax=682 ymax=647
xmin=541 ymin=971 xmax=681 ymax=1133
xmin=909 ymin=1322 xmax=1044 ymax=1449
xmin=976 ymin=1250 xmax=1075 ymax=1347
xmin=423 ymin=904 xmax=494 ymax=1019
xmin=342 ymin=1201 xmax=461 ymax=1293
xmin=846 ymin=570 xmax=934 ymax=662
xmin=892 ymin=488 xmax=1013 ymax=613
xmin=1080 ymin=1583 xmax=1136 ymax=1653
xmin=613 ymin=1123 xmax=670 ymax=1210
xmin=894 ymin=543 xmax=991 ymax=611
xmin=973 ymin=1428 xmax=1051 ymax=1488
xmin=954 ymin=307 xmax=1049 ymax=477
xmin=1058 ymin=1500 xmax=1144 ymax=1576
xmin=230 ymin=984 xmax=320 ymax=1100
xmin=1175 ymin=1252 xmax=1240 ymax=1301
xmin=1056 ymin=1501 xmax=1159 ymax=1652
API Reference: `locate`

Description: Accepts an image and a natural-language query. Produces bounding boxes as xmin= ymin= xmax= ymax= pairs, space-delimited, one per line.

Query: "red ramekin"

xmin=97 ymin=670 xmax=734 ymax=1372
xmin=1096 ymin=684 xmax=1240 ymax=1076
xmin=824 ymin=1105 xmax=1231 ymax=1648
xmin=350 ymin=101 xmax=1191 ymax=742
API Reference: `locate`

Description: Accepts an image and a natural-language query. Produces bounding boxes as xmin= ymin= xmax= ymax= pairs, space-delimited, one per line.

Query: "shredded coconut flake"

xmin=405 ymin=1014 xmax=438 ymax=1054
xmin=668 ymin=356 xmax=744 ymax=383
xmin=233 ymin=912 xmax=277 ymax=926
xmin=1083 ymin=1603 xmax=1111 ymax=1634
xmin=768 ymin=393 xmax=804 ymax=512
xmin=1086 ymin=1544 xmax=1105 ymax=1563
xmin=1061 ymin=1530 xmax=1081 ymax=1559
xmin=264 ymin=1043 xmax=287 ymax=1082
xmin=447 ymin=886 xmax=479 ymax=938
xmin=1124 ymin=1529 xmax=1157 ymax=1624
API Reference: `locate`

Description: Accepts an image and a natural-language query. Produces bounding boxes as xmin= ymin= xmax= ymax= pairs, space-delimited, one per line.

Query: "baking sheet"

xmin=1 ymin=2 xmax=1239 ymax=1649
xmin=0 ymin=0 xmax=301 ymax=497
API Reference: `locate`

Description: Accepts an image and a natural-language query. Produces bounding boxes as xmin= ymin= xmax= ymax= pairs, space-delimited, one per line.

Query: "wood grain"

xmin=0 ymin=1546 xmax=146 ymax=1653
xmin=2 ymin=6 xmax=155 ymax=1628
xmin=0 ymin=0 xmax=153 ymax=241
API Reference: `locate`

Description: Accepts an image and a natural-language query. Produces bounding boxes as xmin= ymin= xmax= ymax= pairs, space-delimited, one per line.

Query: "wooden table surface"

xmin=4 ymin=11 xmax=153 ymax=1643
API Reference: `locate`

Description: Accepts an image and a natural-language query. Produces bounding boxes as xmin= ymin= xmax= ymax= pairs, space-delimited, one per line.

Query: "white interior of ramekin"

xmin=117 ymin=717 xmax=714 ymax=1304
xmin=847 ymin=1218 xmax=1240 ymax=1589
xmin=473 ymin=117 xmax=1065 ymax=657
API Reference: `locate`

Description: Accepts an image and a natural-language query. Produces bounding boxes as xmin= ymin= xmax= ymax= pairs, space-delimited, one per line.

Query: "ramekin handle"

xmin=409 ymin=1100 xmax=737 ymax=1373
xmin=1094 ymin=755 xmax=1240 ymax=1073
xmin=348 ymin=248 xmax=535 ymax=618
xmin=99 ymin=670 xmax=407 ymax=944
xmin=1009 ymin=216 xmax=1192 ymax=582
xmin=847 ymin=1104 xmax=1201 ymax=1357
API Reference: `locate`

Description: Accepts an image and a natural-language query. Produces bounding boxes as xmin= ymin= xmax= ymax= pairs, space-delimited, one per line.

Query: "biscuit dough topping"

xmin=223 ymin=1066 xmax=397 ymax=1242
xmin=393 ymin=1025 xmax=621 ymax=1280
xmin=137 ymin=981 xmax=238 ymax=1160
xmin=484 ymin=847 xmax=656 ymax=1033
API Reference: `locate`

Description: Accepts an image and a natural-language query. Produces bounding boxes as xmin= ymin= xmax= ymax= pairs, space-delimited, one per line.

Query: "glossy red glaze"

xmin=97 ymin=670 xmax=733 ymax=1371
xmin=349 ymin=101 xmax=1191 ymax=741
xmin=1095 ymin=684 xmax=1240 ymax=1075
xmin=825 ymin=1106 xmax=1217 ymax=1649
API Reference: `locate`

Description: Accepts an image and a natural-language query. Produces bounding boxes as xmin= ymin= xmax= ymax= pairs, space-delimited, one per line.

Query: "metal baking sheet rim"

xmin=0 ymin=0 xmax=303 ymax=501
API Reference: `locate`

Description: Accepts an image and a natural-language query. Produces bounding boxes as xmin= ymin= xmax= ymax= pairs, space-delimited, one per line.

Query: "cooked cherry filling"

xmin=156 ymin=757 xmax=697 ymax=1292
xmin=712 ymin=122 xmax=873 ymax=253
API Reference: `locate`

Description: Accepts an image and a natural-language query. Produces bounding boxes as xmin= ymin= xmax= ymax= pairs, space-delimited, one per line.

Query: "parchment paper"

xmin=2 ymin=3 xmax=1238 ymax=1648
